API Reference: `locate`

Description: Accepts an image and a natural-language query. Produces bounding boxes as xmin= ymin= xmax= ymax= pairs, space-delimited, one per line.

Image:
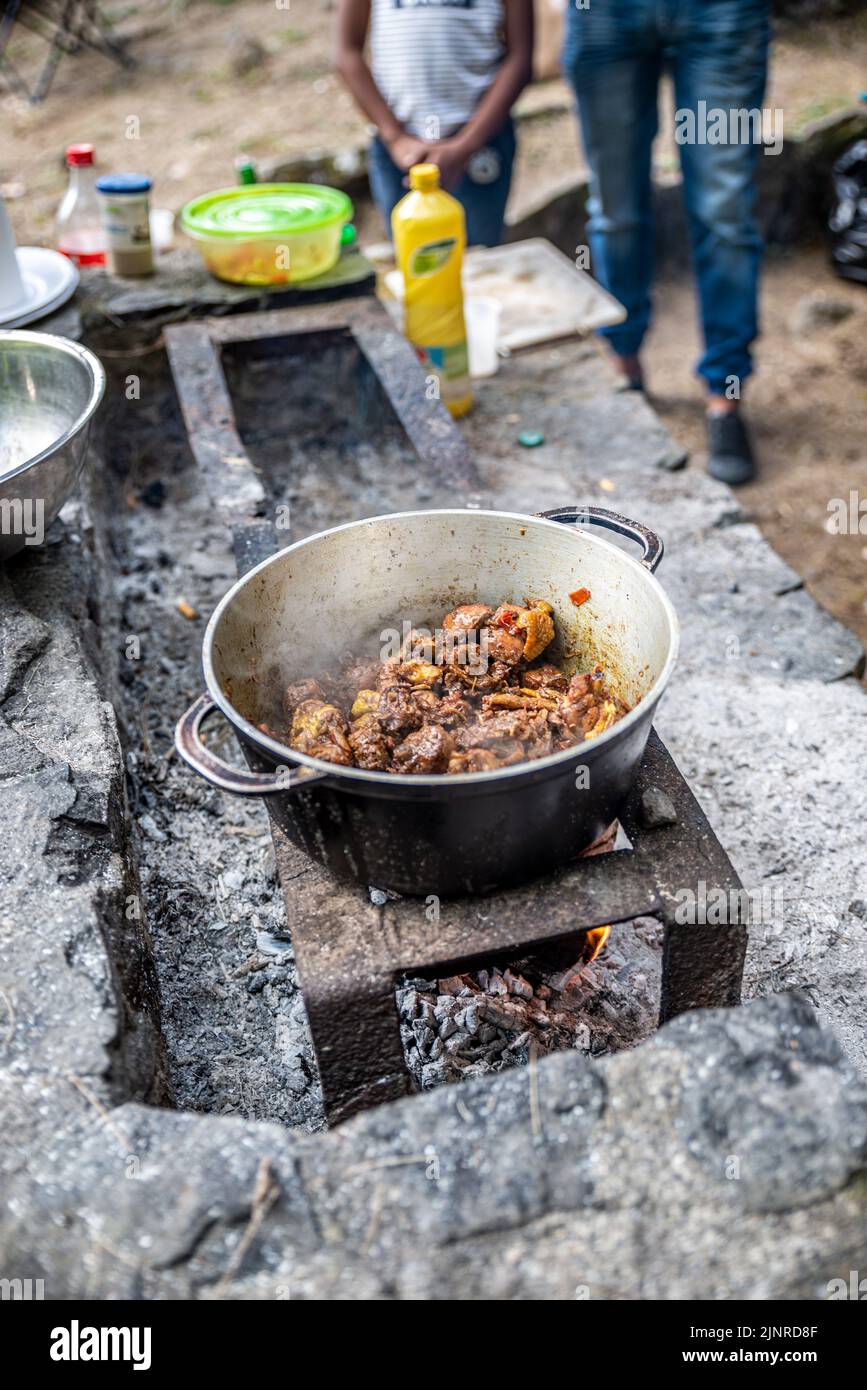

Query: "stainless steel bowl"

xmin=0 ymin=330 xmax=105 ymax=561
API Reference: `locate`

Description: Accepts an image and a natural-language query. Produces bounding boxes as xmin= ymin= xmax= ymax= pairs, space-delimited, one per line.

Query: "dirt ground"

xmin=4 ymin=0 xmax=866 ymax=648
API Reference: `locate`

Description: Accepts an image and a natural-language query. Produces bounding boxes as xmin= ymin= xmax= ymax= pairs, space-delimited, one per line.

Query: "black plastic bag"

xmin=830 ymin=138 xmax=867 ymax=285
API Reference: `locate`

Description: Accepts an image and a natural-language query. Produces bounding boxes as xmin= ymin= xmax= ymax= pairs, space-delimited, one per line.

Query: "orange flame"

xmin=584 ymin=925 xmax=611 ymax=965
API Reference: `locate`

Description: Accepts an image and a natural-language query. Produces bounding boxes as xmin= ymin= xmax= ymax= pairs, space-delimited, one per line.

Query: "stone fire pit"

xmin=1 ymin=256 xmax=865 ymax=1299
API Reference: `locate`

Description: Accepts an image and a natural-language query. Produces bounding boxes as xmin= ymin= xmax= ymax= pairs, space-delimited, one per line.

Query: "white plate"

xmin=0 ymin=246 xmax=79 ymax=329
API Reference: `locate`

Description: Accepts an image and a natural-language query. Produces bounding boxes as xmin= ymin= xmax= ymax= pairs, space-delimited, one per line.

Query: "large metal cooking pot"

xmin=0 ymin=330 xmax=105 ymax=562
xmin=176 ymin=507 xmax=679 ymax=897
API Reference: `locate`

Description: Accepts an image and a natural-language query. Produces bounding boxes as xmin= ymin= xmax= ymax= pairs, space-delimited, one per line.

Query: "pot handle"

xmin=536 ymin=506 xmax=664 ymax=573
xmin=175 ymin=694 xmax=326 ymax=797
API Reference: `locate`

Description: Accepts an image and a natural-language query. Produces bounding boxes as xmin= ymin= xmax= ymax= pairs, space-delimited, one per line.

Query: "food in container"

xmin=176 ymin=507 xmax=679 ymax=897
xmin=179 ymin=183 xmax=353 ymax=285
xmin=96 ymin=174 xmax=153 ymax=276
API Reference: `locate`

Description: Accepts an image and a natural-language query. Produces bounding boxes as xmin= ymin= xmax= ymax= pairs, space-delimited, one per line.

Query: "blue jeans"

xmin=563 ymin=0 xmax=770 ymax=395
xmin=368 ymin=120 xmax=516 ymax=248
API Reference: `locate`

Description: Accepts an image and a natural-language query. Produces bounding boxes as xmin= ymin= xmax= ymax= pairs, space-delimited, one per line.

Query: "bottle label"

xmin=415 ymin=340 xmax=469 ymax=382
xmin=409 ymin=237 xmax=456 ymax=277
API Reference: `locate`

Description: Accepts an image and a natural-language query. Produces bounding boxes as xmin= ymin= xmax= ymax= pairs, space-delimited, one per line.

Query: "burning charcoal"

xmin=398 ymin=989 xmax=421 ymax=1021
xmin=433 ymin=1000 xmax=461 ymax=1023
xmin=437 ymin=975 xmax=466 ymax=996
xmin=479 ymin=998 xmax=528 ymax=1031
xmin=439 ymin=1017 xmax=459 ymax=1041
xmin=460 ymin=1004 xmax=481 ymax=1035
xmin=421 ymin=1061 xmax=445 ymax=1088
xmin=503 ymin=969 xmax=534 ymax=999
xmin=411 ymin=1019 xmax=433 ymax=1054
xmin=429 ymin=1037 xmax=444 ymax=1061
xmin=487 ymin=972 xmax=509 ymax=997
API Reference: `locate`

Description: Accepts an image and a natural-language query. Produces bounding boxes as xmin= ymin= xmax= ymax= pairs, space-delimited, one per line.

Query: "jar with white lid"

xmin=96 ymin=173 xmax=153 ymax=276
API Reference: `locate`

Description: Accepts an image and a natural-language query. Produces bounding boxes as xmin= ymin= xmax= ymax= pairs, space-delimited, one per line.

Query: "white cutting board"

xmin=383 ymin=237 xmax=626 ymax=351
xmin=462 ymin=238 xmax=626 ymax=349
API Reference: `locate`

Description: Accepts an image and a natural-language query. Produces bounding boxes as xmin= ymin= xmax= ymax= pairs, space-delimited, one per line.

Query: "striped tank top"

xmin=371 ymin=0 xmax=506 ymax=139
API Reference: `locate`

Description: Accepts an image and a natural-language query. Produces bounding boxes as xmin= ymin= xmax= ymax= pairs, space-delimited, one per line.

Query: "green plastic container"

xmin=180 ymin=183 xmax=353 ymax=286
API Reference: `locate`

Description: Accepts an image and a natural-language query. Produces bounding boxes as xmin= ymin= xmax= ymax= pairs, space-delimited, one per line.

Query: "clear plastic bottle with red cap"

xmin=56 ymin=144 xmax=106 ymax=266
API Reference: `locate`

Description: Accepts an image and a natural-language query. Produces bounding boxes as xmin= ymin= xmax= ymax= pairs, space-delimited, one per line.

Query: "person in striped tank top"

xmin=336 ymin=0 xmax=533 ymax=246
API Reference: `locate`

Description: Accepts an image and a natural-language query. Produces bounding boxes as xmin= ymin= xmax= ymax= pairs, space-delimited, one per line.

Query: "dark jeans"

xmin=368 ymin=119 xmax=516 ymax=248
xmin=562 ymin=0 xmax=770 ymax=395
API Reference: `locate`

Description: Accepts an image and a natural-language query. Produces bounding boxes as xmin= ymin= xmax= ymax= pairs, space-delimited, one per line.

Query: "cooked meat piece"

xmin=348 ymin=713 xmax=391 ymax=770
xmin=411 ymin=689 xmax=441 ymax=720
xmin=523 ymin=662 xmax=569 ymax=692
xmin=376 ymin=657 xmax=442 ymax=690
xmin=282 ymin=677 xmax=326 ymax=724
xmin=443 ymin=640 xmax=513 ymax=695
xmin=377 ymin=685 xmax=426 ymax=737
xmin=484 ymin=625 xmax=525 ymax=667
xmin=584 ymin=700 xmax=619 ymax=740
xmin=377 ymin=657 xmax=404 ymax=690
xmin=484 ymin=689 xmax=560 ymax=713
xmin=442 ymin=602 xmax=494 ymax=634
xmin=518 ymin=603 xmax=555 ymax=662
xmin=350 ymin=688 xmax=381 ymax=719
xmin=392 ymin=724 xmax=455 ymax=774
xmin=336 ymin=655 xmax=383 ymax=704
xmin=426 ymin=689 xmax=473 ymax=728
xmin=289 ymin=699 xmax=354 ymax=766
xmin=447 ymin=748 xmax=501 ymax=774
xmin=474 ymin=708 xmax=554 ymax=759
xmin=399 ymin=627 xmax=437 ymax=663
xmin=555 ymin=669 xmax=625 ymax=743
xmin=400 ymin=658 xmax=443 ymax=688
xmin=491 ymin=601 xmax=555 ymax=663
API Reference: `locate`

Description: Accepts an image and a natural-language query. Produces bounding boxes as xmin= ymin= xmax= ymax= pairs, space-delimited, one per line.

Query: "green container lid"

xmin=180 ymin=183 xmax=353 ymax=240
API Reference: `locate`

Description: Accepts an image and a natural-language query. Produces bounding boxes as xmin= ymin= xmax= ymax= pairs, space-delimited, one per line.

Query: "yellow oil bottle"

xmin=391 ymin=163 xmax=473 ymax=419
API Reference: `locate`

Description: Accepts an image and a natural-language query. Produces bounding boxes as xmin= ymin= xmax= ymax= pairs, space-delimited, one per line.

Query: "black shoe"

xmin=706 ymin=411 xmax=756 ymax=485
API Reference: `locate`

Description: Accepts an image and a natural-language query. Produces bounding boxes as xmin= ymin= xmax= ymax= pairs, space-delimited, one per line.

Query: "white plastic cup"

xmin=465 ymin=296 xmax=501 ymax=378
xmin=0 ymin=197 xmax=25 ymax=315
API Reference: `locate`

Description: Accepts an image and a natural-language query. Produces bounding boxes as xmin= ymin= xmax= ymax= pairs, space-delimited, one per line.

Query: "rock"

xmin=656 ymin=445 xmax=689 ymax=472
xmin=638 ymin=786 xmax=678 ymax=829
xmin=5 ymin=995 xmax=865 ymax=1300
xmin=227 ymin=30 xmax=267 ymax=77
xmin=256 ymin=930 xmax=293 ymax=958
xmin=792 ymin=293 xmax=856 ymax=334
